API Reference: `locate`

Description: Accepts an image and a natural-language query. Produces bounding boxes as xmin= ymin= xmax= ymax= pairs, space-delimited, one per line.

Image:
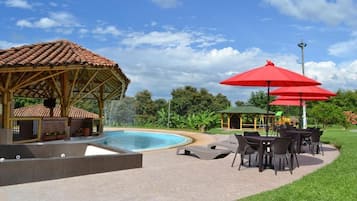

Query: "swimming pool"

xmin=95 ymin=130 xmax=191 ymax=152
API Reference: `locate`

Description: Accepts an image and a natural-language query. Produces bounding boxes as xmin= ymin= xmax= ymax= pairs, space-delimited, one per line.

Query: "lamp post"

xmin=298 ymin=41 xmax=307 ymax=129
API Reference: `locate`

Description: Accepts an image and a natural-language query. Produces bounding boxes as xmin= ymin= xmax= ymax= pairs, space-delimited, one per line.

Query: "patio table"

xmin=244 ymin=136 xmax=277 ymax=172
xmin=285 ymin=129 xmax=312 ymax=153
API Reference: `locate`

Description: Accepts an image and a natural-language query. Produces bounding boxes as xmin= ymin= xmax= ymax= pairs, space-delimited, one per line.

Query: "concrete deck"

xmin=0 ymin=128 xmax=339 ymax=201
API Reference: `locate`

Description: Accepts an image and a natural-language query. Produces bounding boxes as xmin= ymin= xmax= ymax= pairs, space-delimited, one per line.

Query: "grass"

xmin=239 ymin=128 xmax=357 ymax=201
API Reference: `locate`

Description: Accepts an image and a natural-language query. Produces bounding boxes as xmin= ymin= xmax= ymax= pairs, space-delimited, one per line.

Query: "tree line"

xmin=14 ymin=87 xmax=357 ymax=131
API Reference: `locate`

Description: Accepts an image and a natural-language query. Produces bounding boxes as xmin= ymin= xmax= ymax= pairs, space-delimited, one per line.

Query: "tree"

xmin=134 ymin=90 xmax=156 ymax=125
xmin=171 ymin=86 xmax=230 ymax=116
xmin=171 ymin=86 xmax=198 ymax=116
xmin=330 ymin=89 xmax=357 ymax=112
xmin=75 ymin=99 xmax=99 ymax=114
xmin=212 ymin=93 xmax=231 ymax=111
xmin=14 ymin=97 xmax=41 ymax=108
xmin=309 ymin=102 xmax=346 ymax=128
xmin=235 ymin=100 xmax=245 ymax=106
xmin=247 ymin=90 xmax=268 ymax=109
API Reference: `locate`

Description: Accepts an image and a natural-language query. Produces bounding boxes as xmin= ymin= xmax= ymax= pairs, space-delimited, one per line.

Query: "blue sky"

xmin=1 ymin=0 xmax=357 ymax=102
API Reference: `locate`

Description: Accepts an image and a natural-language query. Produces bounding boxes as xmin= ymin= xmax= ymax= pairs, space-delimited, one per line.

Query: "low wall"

xmin=0 ymin=143 xmax=142 ymax=186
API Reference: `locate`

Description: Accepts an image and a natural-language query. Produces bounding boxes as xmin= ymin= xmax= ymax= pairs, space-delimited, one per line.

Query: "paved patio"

xmin=0 ymin=129 xmax=339 ymax=201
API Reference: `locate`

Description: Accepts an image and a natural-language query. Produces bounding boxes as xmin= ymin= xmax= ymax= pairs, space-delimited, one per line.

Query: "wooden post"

xmin=227 ymin=114 xmax=231 ymax=129
xmin=60 ymin=72 xmax=70 ymax=117
xmin=240 ymin=115 xmax=243 ymax=130
xmin=98 ymin=86 xmax=104 ymax=134
xmin=254 ymin=116 xmax=257 ymax=130
xmin=1 ymin=90 xmax=13 ymax=129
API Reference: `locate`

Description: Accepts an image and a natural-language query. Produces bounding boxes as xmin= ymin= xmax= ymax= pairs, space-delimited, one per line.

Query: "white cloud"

xmin=16 ymin=19 xmax=32 ymax=27
xmin=151 ymin=0 xmax=181 ymax=8
xmin=5 ymin=0 xmax=32 ymax=9
xmin=0 ymin=40 xmax=24 ymax=49
xmin=78 ymin=28 xmax=88 ymax=34
xmin=328 ymin=38 xmax=357 ymax=57
xmin=95 ymin=29 xmax=357 ymax=102
xmin=16 ymin=12 xmax=79 ymax=29
xmin=34 ymin=17 xmax=57 ymax=28
xmin=264 ymin=0 xmax=357 ymax=27
xmin=92 ymin=26 xmax=121 ymax=36
xmin=121 ymin=30 xmax=228 ymax=48
xmin=122 ymin=31 xmax=192 ymax=47
xmin=305 ymin=60 xmax=357 ymax=90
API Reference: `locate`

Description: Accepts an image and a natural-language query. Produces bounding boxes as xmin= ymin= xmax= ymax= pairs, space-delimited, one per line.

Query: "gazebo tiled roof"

xmin=0 ymin=40 xmax=129 ymax=135
xmin=0 ymin=39 xmax=129 ymax=99
xmin=1 ymin=40 xmax=116 ymax=68
xmin=219 ymin=105 xmax=275 ymax=115
xmin=14 ymin=104 xmax=99 ymax=118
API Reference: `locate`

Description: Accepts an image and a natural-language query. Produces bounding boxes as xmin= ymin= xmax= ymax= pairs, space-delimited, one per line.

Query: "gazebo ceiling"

xmin=0 ymin=40 xmax=130 ymax=100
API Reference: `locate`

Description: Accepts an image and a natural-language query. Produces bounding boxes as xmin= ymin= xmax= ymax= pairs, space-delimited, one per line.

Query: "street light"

xmin=298 ymin=41 xmax=307 ymax=128
xmin=298 ymin=41 xmax=307 ymax=75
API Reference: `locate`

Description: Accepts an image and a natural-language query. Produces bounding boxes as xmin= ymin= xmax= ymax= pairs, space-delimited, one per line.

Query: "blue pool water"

xmin=95 ymin=130 xmax=191 ymax=152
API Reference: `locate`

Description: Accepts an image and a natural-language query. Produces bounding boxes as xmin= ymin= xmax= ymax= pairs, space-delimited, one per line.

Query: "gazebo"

xmin=0 ymin=40 xmax=129 ymax=143
xmin=218 ymin=105 xmax=275 ymax=130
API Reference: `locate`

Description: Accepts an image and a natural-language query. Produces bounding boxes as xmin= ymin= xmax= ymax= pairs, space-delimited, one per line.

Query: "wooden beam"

xmin=240 ymin=115 xmax=243 ymax=130
xmin=98 ymin=86 xmax=104 ymax=133
xmin=68 ymin=69 xmax=79 ymax=103
xmin=50 ymin=75 xmax=62 ymax=98
xmin=254 ymin=116 xmax=257 ymax=130
xmin=227 ymin=115 xmax=231 ymax=129
xmin=12 ymin=70 xmax=67 ymax=90
xmin=5 ymin=72 xmax=12 ymax=89
xmin=71 ymin=70 xmax=99 ymax=103
xmin=61 ymin=72 xmax=70 ymax=117
xmin=1 ymin=90 xmax=13 ymax=129
xmin=103 ymin=89 xmax=121 ymax=101
xmin=71 ymin=78 xmax=109 ymax=105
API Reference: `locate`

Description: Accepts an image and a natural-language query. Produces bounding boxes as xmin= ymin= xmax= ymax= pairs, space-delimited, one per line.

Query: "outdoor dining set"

xmin=232 ymin=127 xmax=324 ymax=174
xmin=177 ymin=127 xmax=324 ymax=175
xmin=177 ymin=60 xmax=329 ymax=174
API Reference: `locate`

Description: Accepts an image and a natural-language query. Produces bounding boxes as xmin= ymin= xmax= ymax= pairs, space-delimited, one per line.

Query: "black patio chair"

xmin=310 ymin=130 xmax=324 ymax=156
xmin=278 ymin=131 xmax=300 ymax=168
xmin=270 ymin=137 xmax=293 ymax=175
xmin=231 ymin=135 xmax=259 ymax=170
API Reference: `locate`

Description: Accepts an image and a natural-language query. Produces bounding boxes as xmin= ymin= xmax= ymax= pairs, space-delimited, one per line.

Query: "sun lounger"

xmin=176 ymin=145 xmax=231 ymax=160
xmin=207 ymin=135 xmax=238 ymax=153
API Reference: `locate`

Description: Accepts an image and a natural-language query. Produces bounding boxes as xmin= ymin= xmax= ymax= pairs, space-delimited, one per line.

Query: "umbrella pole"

xmin=266 ymin=81 xmax=270 ymax=136
xmin=299 ymin=95 xmax=303 ymax=129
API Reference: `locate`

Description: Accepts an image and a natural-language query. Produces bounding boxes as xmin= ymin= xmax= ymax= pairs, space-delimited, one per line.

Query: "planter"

xmin=56 ymin=134 xmax=66 ymax=140
xmin=42 ymin=134 xmax=57 ymax=141
xmin=82 ymin=128 xmax=90 ymax=136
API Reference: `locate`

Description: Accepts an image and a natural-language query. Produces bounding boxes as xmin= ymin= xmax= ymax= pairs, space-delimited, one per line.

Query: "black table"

xmin=244 ymin=136 xmax=277 ymax=172
xmin=285 ymin=130 xmax=312 ymax=153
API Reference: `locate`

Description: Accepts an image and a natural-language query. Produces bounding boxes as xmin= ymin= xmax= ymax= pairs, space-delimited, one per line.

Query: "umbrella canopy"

xmin=270 ymin=86 xmax=336 ymax=97
xmin=220 ymin=60 xmax=320 ymax=135
xmin=270 ymin=99 xmax=304 ymax=106
xmin=270 ymin=86 xmax=335 ymax=128
xmin=276 ymin=96 xmax=329 ymax=101
xmin=220 ymin=60 xmax=321 ymax=87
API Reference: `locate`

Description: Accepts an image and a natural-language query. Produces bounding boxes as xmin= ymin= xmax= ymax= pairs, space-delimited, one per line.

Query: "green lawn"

xmin=239 ymin=128 xmax=357 ymax=201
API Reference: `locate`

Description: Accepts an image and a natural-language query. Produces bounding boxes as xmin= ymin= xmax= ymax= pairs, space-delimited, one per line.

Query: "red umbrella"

xmin=270 ymin=86 xmax=336 ymax=97
xmin=270 ymin=99 xmax=304 ymax=106
xmin=220 ymin=60 xmax=320 ymax=135
xmin=276 ymin=96 xmax=329 ymax=101
xmin=270 ymin=86 xmax=335 ymax=128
